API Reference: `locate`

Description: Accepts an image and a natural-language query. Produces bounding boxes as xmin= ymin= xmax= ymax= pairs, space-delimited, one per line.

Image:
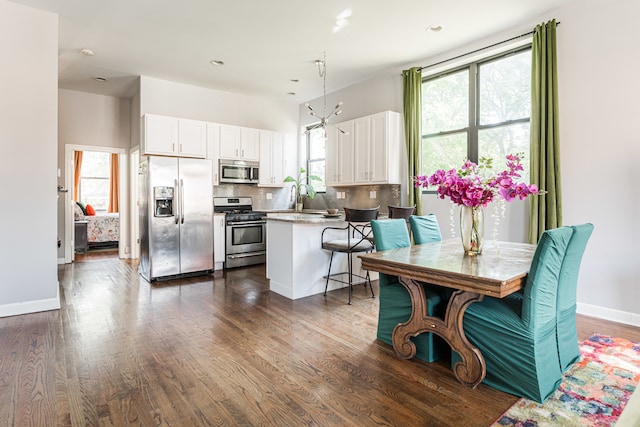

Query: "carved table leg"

xmin=392 ymin=278 xmax=486 ymax=388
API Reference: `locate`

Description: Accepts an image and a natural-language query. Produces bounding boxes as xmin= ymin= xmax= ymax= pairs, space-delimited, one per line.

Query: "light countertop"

xmin=265 ymin=212 xmax=345 ymax=224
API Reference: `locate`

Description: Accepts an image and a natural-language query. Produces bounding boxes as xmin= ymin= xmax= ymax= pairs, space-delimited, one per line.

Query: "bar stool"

xmin=388 ymin=205 xmax=416 ymax=234
xmin=321 ymin=206 xmax=379 ymax=304
xmin=388 ymin=205 xmax=416 ymax=220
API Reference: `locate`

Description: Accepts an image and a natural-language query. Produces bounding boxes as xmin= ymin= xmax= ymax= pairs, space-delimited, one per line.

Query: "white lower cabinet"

xmin=213 ymin=214 xmax=225 ymax=270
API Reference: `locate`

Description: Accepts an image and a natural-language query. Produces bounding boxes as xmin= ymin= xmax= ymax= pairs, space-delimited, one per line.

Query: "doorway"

xmin=64 ymin=144 xmax=128 ymax=263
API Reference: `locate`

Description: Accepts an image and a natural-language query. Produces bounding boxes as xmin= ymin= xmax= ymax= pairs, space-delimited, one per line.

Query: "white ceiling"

xmin=10 ymin=0 xmax=571 ymax=102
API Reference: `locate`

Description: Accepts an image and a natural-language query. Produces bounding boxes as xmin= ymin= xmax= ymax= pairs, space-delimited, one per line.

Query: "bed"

xmin=74 ymin=204 xmax=119 ymax=249
xmin=86 ymin=213 xmax=120 ymax=246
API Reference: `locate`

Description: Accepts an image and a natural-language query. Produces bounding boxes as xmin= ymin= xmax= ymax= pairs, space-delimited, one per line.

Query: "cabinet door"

xmin=178 ymin=119 xmax=206 ymax=158
xmin=337 ymin=121 xmax=354 ymax=184
xmin=271 ymin=132 xmax=285 ymax=185
xmin=213 ymin=214 xmax=226 ymax=267
xmin=219 ymin=124 xmax=241 ymax=159
xmin=282 ymin=133 xmax=297 ymax=181
xmin=353 ymin=117 xmax=371 ymax=183
xmin=240 ymin=128 xmax=260 ymax=160
xmin=368 ymin=112 xmax=388 ymax=183
xmin=144 ymin=114 xmax=178 ymax=155
xmin=325 ymin=126 xmax=340 ymax=186
xmin=259 ymin=130 xmax=274 ymax=185
xmin=206 ymin=123 xmax=220 ymax=185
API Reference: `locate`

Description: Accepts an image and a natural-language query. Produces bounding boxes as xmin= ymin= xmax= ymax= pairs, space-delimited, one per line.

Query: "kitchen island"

xmin=265 ymin=212 xmax=377 ymax=300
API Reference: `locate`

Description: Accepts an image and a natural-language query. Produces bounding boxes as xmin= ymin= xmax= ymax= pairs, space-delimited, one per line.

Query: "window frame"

xmin=420 ymin=45 xmax=532 ymax=192
xmin=79 ymin=151 xmax=111 ymax=212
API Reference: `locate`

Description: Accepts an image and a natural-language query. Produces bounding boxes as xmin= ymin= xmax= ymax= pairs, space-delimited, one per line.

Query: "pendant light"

xmin=305 ymin=52 xmax=345 ymax=136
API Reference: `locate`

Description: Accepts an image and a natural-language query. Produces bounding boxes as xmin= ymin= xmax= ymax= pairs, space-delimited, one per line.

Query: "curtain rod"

xmin=417 ymin=21 xmax=561 ymax=72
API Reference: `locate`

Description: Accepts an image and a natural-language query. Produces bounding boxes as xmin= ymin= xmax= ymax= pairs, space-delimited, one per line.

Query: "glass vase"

xmin=460 ymin=205 xmax=484 ymax=256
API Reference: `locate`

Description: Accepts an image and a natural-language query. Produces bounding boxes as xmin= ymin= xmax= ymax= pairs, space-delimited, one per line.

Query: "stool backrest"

xmin=344 ymin=207 xmax=379 ymax=223
xmin=388 ymin=205 xmax=416 ymax=220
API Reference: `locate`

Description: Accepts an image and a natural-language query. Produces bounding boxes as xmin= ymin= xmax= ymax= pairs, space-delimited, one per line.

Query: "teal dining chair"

xmin=370 ymin=218 xmax=448 ymax=362
xmin=555 ymin=223 xmax=594 ymax=371
xmin=452 ymin=226 xmax=576 ymax=403
xmin=409 ymin=214 xmax=442 ymax=244
xmin=505 ymin=223 xmax=594 ymax=373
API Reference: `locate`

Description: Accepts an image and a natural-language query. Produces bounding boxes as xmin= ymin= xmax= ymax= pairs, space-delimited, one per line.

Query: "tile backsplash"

xmin=212 ymin=183 xmax=402 ymax=214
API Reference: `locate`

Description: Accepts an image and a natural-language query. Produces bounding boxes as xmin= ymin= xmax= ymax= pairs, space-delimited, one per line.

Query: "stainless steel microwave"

xmin=219 ymin=161 xmax=259 ymax=184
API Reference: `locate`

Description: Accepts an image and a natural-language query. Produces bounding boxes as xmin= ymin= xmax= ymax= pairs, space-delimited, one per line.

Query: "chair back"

xmin=556 ymin=223 xmax=594 ymax=370
xmin=409 ymin=214 xmax=442 ymax=244
xmin=521 ymin=226 xmax=574 ymax=329
xmin=370 ymin=219 xmax=410 ymax=288
xmin=344 ymin=207 xmax=379 ymax=223
xmin=388 ymin=205 xmax=416 ymax=220
xmin=370 ymin=219 xmax=411 ymax=251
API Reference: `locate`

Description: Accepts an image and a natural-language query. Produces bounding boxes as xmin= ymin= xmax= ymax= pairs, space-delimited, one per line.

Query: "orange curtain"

xmin=73 ymin=151 xmax=83 ymax=202
xmin=108 ymin=153 xmax=119 ymax=213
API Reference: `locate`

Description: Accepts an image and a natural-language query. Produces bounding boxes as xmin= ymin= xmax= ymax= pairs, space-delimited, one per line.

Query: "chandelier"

xmin=305 ymin=52 xmax=345 ymax=136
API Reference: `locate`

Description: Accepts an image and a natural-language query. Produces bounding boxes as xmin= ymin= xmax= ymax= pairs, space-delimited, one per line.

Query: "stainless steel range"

xmin=213 ymin=197 xmax=266 ymax=268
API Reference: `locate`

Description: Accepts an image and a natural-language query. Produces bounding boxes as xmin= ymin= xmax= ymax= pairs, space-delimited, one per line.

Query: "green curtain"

xmin=529 ymin=19 xmax=562 ymax=244
xmin=402 ymin=67 xmax=423 ymax=215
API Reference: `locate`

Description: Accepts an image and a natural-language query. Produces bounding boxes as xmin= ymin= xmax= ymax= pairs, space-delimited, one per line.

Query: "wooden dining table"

xmin=359 ymin=239 xmax=536 ymax=388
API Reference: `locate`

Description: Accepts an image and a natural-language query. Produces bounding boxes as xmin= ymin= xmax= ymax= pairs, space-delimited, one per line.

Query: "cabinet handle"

xmin=235 ymin=149 xmax=239 ymax=156
xmin=180 ymin=143 xmax=183 ymax=152
xmin=242 ymin=149 xmax=245 ymax=157
xmin=172 ymin=143 xmax=175 ymax=152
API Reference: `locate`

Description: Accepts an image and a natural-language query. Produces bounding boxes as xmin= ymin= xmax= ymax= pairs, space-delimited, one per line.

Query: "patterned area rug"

xmin=492 ymin=334 xmax=640 ymax=427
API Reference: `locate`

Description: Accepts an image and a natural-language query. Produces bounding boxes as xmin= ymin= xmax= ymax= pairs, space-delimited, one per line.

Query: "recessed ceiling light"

xmin=80 ymin=48 xmax=94 ymax=56
xmin=209 ymin=59 xmax=225 ymax=66
xmin=427 ymin=25 xmax=444 ymax=32
xmin=94 ymin=76 xmax=107 ymax=82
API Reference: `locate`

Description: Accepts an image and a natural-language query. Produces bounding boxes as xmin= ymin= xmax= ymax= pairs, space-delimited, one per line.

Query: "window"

xmin=306 ymin=126 xmax=326 ymax=192
xmin=420 ymin=47 xmax=532 ymax=183
xmin=79 ymin=151 xmax=111 ymax=211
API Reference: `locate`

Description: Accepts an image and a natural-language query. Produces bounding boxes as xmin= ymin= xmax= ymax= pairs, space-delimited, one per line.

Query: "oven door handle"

xmin=227 ymin=220 xmax=267 ymax=226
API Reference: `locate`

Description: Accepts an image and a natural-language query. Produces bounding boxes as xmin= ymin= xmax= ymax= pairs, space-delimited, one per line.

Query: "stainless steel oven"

xmin=213 ymin=197 xmax=266 ymax=268
xmin=225 ymin=218 xmax=266 ymax=267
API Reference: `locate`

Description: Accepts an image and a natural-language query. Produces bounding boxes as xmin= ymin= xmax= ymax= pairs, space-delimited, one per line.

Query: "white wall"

xmin=0 ymin=0 xmax=59 ymax=316
xmin=306 ymin=0 xmax=640 ymax=325
xmin=140 ymin=76 xmax=299 ymax=134
xmin=57 ymin=89 xmax=131 ymax=261
xmin=554 ymin=0 xmax=640 ymax=324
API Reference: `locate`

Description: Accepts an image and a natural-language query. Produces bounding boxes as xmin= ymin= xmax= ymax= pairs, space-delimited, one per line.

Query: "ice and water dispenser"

xmin=153 ymin=186 xmax=174 ymax=217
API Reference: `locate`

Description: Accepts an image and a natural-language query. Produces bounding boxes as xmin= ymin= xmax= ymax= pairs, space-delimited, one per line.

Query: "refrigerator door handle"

xmin=180 ymin=179 xmax=185 ymax=224
xmin=174 ymin=178 xmax=180 ymax=224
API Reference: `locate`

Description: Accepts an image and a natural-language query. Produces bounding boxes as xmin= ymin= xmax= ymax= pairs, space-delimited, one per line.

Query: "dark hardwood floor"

xmin=1 ymin=257 xmax=639 ymax=426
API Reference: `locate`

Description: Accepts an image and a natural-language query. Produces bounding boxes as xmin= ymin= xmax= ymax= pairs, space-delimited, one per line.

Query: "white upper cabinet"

xmin=259 ymin=131 xmax=296 ymax=187
xmin=143 ymin=114 xmax=206 ymax=158
xmin=206 ymin=122 xmax=220 ymax=185
xmin=178 ymin=118 xmax=207 ymax=157
xmin=326 ymin=120 xmax=354 ymax=186
xmin=219 ymin=124 xmax=260 ymax=161
xmin=353 ymin=111 xmax=401 ymax=185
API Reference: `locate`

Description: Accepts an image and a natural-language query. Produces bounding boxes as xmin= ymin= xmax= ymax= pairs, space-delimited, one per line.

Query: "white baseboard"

xmin=57 ymin=257 xmax=66 ymax=265
xmin=0 ymin=297 xmax=61 ymax=318
xmin=577 ymin=302 xmax=640 ymax=327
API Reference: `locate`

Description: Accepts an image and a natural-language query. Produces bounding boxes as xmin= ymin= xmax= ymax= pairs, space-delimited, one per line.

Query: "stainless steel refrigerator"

xmin=139 ymin=156 xmax=213 ymax=281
